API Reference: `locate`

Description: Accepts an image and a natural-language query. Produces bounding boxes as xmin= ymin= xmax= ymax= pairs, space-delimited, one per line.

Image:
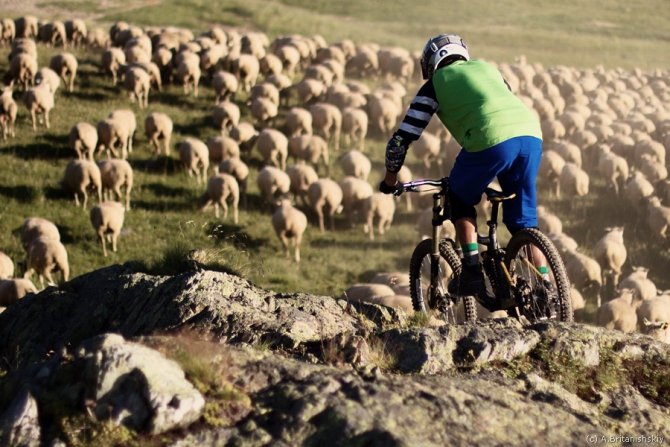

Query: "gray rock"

xmin=0 ymin=389 xmax=41 ymax=447
xmin=76 ymin=333 xmax=205 ymax=434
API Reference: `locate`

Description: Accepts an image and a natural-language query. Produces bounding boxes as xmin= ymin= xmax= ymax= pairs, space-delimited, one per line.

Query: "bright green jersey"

xmin=431 ymin=60 xmax=542 ymax=152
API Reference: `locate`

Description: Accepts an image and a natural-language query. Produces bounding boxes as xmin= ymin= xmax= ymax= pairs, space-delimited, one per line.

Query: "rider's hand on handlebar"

xmin=379 ymin=180 xmax=403 ymax=196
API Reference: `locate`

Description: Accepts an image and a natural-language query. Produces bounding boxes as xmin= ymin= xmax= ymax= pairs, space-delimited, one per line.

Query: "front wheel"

xmin=409 ymin=238 xmax=477 ymax=323
xmin=505 ymin=228 xmax=574 ymax=323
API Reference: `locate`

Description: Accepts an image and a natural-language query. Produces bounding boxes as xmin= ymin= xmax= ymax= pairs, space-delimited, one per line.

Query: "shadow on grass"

xmin=205 ymin=222 xmax=269 ymax=251
xmin=129 ymin=156 xmax=181 ymax=174
xmin=172 ymin=115 xmax=213 ymax=139
xmin=143 ymin=182 xmax=191 ymax=198
xmin=0 ymin=185 xmax=42 ymax=204
xmin=68 ymin=89 xmax=109 ymax=102
xmin=0 ymin=142 xmax=74 ymax=160
xmin=132 ymin=199 xmax=195 ymax=213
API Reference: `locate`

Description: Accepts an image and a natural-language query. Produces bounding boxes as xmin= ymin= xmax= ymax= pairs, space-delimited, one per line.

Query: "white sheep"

xmin=310 ymin=102 xmax=342 ymax=151
xmin=207 ymin=136 xmax=240 ymax=168
xmin=218 ymin=157 xmax=249 ymax=209
xmin=562 ymin=249 xmax=602 ymax=295
xmin=272 ymin=199 xmax=308 ymax=262
xmin=597 ymin=151 xmax=629 ymax=195
xmin=123 ymin=66 xmax=150 ymax=108
xmin=257 ymin=166 xmax=291 ymax=203
xmin=35 ymin=67 xmax=61 ymax=95
xmin=197 ymin=173 xmax=240 ymax=223
xmin=90 ymin=201 xmax=125 ymax=257
xmin=96 ymin=118 xmax=130 ymax=159
xmin=557 ymin=162 xmax=589 ymax=201
xmin=341 ymin=107 xmax=368 ymax=153
xmin=0 ymin=279 xmax=37 ymax=307
xmin=284 ymin=107 xmax=313 ymax=138
xmin=86 ymin=28 xmax=108 ymax=49
xmin=145 ymin=112 xmax=173 ymax=156
xmin=286 ymin=164 xmax=318 ymax=206
xmin=370 ymin=272 xmax=410 ymax=294
xmin=593 ymin=226 xmax=627 ymax=303
xmin=231 ymin=54 xmax=259 ymax=93
xmin=595 ymin=288 xmax=637 ymax=333
xmin=0 ymin=87 xmax=17 ymax=140
xmin=24 ymin=236 xmax=69 ymax=288
xmin=49 ymin=52 xmax=78 ymax=92
xmin=536 ymin=205 xmax=563 ymax=235
xmin=177 ymin=57 xmax=201 ymax=97
xmin=97 ymin=159 xmax=133 ymax=210
xmin=288 ymin=134 xmax=329 ymax=176
xmin=212 ymin=101 xmax=240 ymax=135
xmin=212 ymin=71 xmax=238 ymax=103
xmin=23 ymin=82 xmax=55 ymax=131
xmin=416 ymin=206 xmax=456 ymax=241
xmin=69 ymin=122 xmax=98 ymax=161
xmin=62 ymin=159 xmax=102 ymax=208
xmin=0 ymin=251 xmax=14 ymax=279
xmin=229 ymin=123 xmax=260 ymax=158
xmin=266 ymin=73 xmax=293 ymax=106
xmin=307 ymin=178 xmax=343 ymax=233
xmin=296 ymin=78 xmax=326 ymax=106
xmin=366 ymin=94 xmax=400 ymax=136
xmin=250 ymin=96 xmax=278 ymax=128
xmin=101 ymin=48 xmax=126 ymax=85
xmin=623 ymin=171 xmax=654 ymax=209
xmin=108 ymin=109 xmax=137 ymax=154
xmin=249 ymin=82 xmax=280 ymax=107
xmin=339 ymin=176 xmax=374 ymax=228
xmin=19 ymin=217 xmax=60 ymax=251
xmin=256 ymin=128 xmax=288 ymax=170
xmin=538 ymin=149 xmax=565 ymax=197
xmin=361 ymin=193 xmax=395 ymax=240
xmin=340 ymin=283 xmax=396 ymax=303
xmin=618 ymin=267 xmax=657 ymax=304
xmin=39 ymin=21 xmax=67 ymax=48
xmin=64 ymin=19 xmax=87 ymax=47
xmin=646 ymin=196 xmax=670 ymax=243
xmin=339 ymin=150 xmax=371 ymax=181
xmin=643 ymin=319 xmax=670 ymax=344
xmin=179 ymin=138 xmax=209 ymax=184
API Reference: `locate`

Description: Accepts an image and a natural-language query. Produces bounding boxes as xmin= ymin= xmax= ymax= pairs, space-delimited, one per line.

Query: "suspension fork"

xmin=430 ymin=192 xmax=443 ymax=297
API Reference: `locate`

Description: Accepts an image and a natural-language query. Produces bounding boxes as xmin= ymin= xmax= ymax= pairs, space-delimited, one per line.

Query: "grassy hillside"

xmin=0 ymin=0 xmax=669 ymax=306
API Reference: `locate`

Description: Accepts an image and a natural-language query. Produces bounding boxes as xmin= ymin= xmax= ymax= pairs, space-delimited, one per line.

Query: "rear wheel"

xmin=409 ymin=238 xmax=477 ymax=323
xmin=504 ymin=228 xmax=573 ymax=323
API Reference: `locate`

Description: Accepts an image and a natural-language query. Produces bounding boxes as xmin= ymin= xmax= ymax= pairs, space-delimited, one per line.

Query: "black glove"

xmin=379 ymin=180 xmax=402 ymax=196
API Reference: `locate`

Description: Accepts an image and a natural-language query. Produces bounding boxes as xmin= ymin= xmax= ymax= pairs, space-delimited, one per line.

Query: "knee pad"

xmin=449 ymin=189 xmax=477 ymax=222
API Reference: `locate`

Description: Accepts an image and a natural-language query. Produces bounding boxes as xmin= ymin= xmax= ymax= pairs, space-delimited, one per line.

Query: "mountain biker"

xmin=379 ymin=34 xmax=543 ymax=307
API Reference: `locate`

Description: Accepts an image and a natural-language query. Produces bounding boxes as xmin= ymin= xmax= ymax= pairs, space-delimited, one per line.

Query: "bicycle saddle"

xmin=484 ymin=188 xmax=516 ymax=202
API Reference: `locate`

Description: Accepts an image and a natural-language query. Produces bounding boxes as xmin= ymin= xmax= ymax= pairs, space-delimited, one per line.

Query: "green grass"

xmin=0 ymin=1 xmax=669 ymax=306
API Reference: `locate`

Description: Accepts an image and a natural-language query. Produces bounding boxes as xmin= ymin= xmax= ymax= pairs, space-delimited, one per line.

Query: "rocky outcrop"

xmin=0 ymin=389 xmax=41 ymax=447
xmin=0 ymin=265 xmax=668 ymax=446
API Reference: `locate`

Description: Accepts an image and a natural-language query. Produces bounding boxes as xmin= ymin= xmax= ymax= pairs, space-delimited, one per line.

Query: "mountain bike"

xmin=395 ymin=176 xmax=573 ymax=324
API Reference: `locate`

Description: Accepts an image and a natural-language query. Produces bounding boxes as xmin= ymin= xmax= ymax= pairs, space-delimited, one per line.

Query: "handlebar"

xmin=396 ymin=177 xmax=449 ymax=195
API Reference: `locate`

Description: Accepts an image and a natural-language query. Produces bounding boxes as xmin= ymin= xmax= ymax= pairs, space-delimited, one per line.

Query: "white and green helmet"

xmin=420 ymin=34 xmax=470 ymax=79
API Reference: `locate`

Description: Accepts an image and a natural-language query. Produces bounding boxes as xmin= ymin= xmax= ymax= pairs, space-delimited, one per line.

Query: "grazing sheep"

xmin=366 ymin=94 xmax=400 ymax=136
xmin=370 ymin=272 xmax=410 ymax=294
xmin=1 ymin=19 xmax=16 ymax=46
xmin=361 ymin=193 xmax=395 ymax=240
xmin=339 ymin=150 xmax=371 ymax=181
xmin=101 ymin=48 xmax=126 ymax=85
xmin=14 ymin=16 xmax=39 ymax=39
xmin=249 ymin=82 xmax=280 ymax=107
xmin=197 ymin=173 xmax=240 ymax=223
xmin=571 ymin=287 xmax=586 ymax=322
xmin=218 ymin=157 xmax=249 ymax=209
xmin=288 ymin=134 xmax=330 ymax=176
xmin=229 ymin=123 xmax=260 ymax=159
xmin=296 ymin=78 xmax=326 ymax=106
xmin=412 ymin=132 xmax=442 ymax=174
xmin=272 ymin=199 xmax=308 ymax=262
xmin=536 ymin=205 xmax=563 ymax=235
xmin=23 ymin=82 xmax=55 ymax=131
xmin=0 ymin=251 xmax=14 ymax=279
xmin=62 ymin=159 xmax=102 ymax=208
xmin=86 ymin=28 xmax=108 ymax=48
xmin=284 ymin=107 xmax=313 ymax=138
xmin=416 ymin=206 xmax=456 ymax=241
xmin=108 ymin=109 xmax=137 ymax=154
xmin=595 ymin=288 xmax=637 ymax=333
xmin=646 ymin=196 xmax=670 ymax=243
xmin=557 ymin=162 xmax=589 ymax=201
xmin=257 ymin=166 xmax=291 ymax=203
xmin=597 ymin=152 xmax=629 ymax=195
xmin=250 ymin=96 xmax=278 ymax=128
xmin=34 ymin=67 xmax=61 ymax=95
xmin=341 ymin=107 xmax=368 ymax=153
xmin=90 ymin=201 xmax=125 ymax=256
xmin=69 ymin=122 xmax=98 ymax=161
xmin=593 ymin=227 xmax=627 ymax=303
xmin=96 ymin=118 xmax=130 ymax=159
xmin=49 ymin=53 xmax=78 ymax=92
xmin=231 ymin=54 xmax=260 ymax=93
xmin=307 ymin=178 xmax=343 ymax=233
xmin=256 ymin=128 xmax=288 ymax=170
xmin=643 ymin=319 xmax=670 ymax=344
xmin=310 ymin=102 xmax=342 ymax=151
xmin=64 ymin=19 xmax=87 ymax=47
xmin=639 ymin=154 xmax=668 ymax=184
xmin=179 ymin=138 xmax=209 ymax=184
xmin=0 ymin=87 xmax=17 ymax=140
xmin=341 ymin=283 xmax=396 ymax=303
xmin=287 ymin=164 xmax=318 ymax=206
xmin=145 ymin=112 xmax=173 ymax=156
xmin=97 ymin=159 xmax=133 ymax=210
xmin=266 ymin=73 xmax=293 ymax=106
xmin=202 ymin=137 xmax=238 ymax=171
xmin=339 ymin=176 xmax=374 ymax=228
xmin=212 ymin=71 xmax=238 ymax=103
xmin=637 ymin=294 xmax=670 ymax=328
xmin=538 ymin=149 xmax=565 ymax=197
xmin=177 ymin=57 xmax=201 ymax=97
xmin=24 ymin=236 xmax=69 ymax=288
xmin=0 ymin=279 xmax=37 ymax=307
xmin=562 ymin=249 xmax=602 ymax=295
xmin=123 ymin=66 xmax=150 ymax=108
xmin=618 ymin=267 xmax=657 ymax=305
xmin=548 ymin=232 xmax=578 ymax=253
xmin=623 ymin=171 xmax=654 ymax=209
xmin=39 ymin=21 xmax=67 ymax=48
xmin=19 ymin=217 xmax=60 ymax=252
xmin=212 ymin=101 xmax=240 ymax=135
xmin=275 ymin=44 xmax=301 ymax=77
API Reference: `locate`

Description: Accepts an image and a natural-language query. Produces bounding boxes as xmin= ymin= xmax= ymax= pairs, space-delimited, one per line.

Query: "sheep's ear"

xmin=643 ymin=318 xmax=651 ymax=327
xmin=662 ymin=322 xmax=669 ymax=330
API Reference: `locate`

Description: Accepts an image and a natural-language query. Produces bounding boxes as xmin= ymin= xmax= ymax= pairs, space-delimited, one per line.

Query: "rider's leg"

xmin=454 ymin=217 xmax=478 ymax=265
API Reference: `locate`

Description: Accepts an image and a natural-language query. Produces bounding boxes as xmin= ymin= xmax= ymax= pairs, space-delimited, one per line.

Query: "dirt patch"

xmin=590 ymin=20 xmax=620 ymax=28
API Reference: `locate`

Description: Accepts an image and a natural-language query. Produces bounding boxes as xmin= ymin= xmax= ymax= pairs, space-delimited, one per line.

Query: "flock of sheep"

xmin=0 ymin=14 xmax=668 ymax=344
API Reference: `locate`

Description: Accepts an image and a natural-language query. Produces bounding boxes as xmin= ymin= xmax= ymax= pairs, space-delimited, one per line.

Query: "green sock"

xmin=539 ymin=266 xmax=550 ymax=281
xmin=461 ymin=243 xmax=479 ymax=266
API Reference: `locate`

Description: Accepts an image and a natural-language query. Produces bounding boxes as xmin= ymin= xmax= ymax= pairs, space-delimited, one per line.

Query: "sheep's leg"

xmin=81 ymin=189 xmax=88 ymax=209
xmin=214 ymin=202 xmax=220 ymax=218
xmin=232 ymin=198 xmax=239 ymax=224
xmin=316 ymin=205 xmax=325 ymax=233
xmin=73 ymin=191 xmax=80 ymax=207
xmin=44 ymin=269 xmax=55 ymax=286
xmin=31 ymin=109 xmax=37 ymax=131
xmin=99 ymin=230 xmax=107 ymax=257
xmin=125 ymin=189 xmax=130 ymax=210
xmin=221 ymin=200 xmax=228 ymax=221
xmin=112 ymin=232 xmax=118 ymax=252
xmin=294 ymin=234 xmax=302 ymax=263
xmin=279 ymin=231 xmax=290 ymax=259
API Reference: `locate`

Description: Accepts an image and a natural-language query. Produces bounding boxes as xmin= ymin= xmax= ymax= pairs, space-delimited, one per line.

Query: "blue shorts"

xmin=449 ymin=136 xmax=542 ymax=230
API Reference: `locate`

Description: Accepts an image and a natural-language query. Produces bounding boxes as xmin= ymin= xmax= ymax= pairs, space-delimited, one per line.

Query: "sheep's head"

xmin=643 ymin=318 xmax=670 ymax=343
